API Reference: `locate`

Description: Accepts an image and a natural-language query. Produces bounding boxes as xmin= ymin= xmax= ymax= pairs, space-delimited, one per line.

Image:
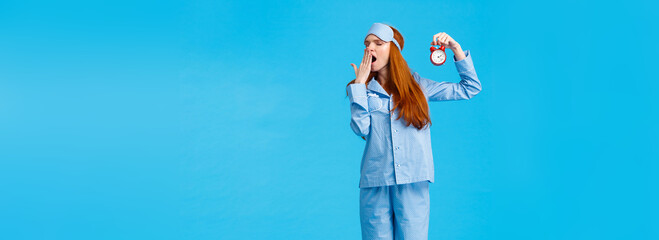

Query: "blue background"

xmin=1 ymin=0 xmax=658 ymax=239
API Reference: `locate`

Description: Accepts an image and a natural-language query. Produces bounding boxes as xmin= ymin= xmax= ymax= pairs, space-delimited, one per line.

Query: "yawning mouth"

xmin=372 ymin=56 xmax=377 ymax=62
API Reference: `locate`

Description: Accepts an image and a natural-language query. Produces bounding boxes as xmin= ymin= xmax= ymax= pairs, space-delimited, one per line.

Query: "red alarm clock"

xmin=429 ymin=45 xmax=447 ymax=66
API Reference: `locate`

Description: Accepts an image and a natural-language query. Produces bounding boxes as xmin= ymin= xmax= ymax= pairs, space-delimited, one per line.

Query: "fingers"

xmin=367 ymin=51 xmax=372 ymax=69
xmin=364 ymin=51 xmax=372 ymax=69
xmin=359 ymin=49 xmax=370 ymax=73
xmin=440 ymin=35 xmax=448 ymax=46
xmin=438 ymin=34 xmax=447 ymax=46
xmin=352 ymin=50 xmax=372 ymax=79
xmin=364 ymin=52 xmax=372 ymax=75
xmin=358 ymin=51 xmax=371 ymax=78
xmin=431 ymin=33 xmax=442 ymax=45
xmin=352 ymin=50 xmax=373 ymax=82
xmin=360 ymin=50 xmax=370 ymax=68
xmin=431 ymin=32 xmax=450 ymax=46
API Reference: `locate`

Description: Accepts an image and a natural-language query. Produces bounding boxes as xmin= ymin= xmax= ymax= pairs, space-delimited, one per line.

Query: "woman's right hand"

xmin=350 ymin=49 xmax=372 ymax=84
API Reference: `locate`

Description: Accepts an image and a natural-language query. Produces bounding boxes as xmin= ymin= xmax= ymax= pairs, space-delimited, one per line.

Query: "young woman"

xmin=345 ymin=23 xmax=482 ymax=240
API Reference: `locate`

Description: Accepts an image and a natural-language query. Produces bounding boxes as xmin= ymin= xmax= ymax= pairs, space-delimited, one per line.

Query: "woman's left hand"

xmin=431 ymin=32 xmax=465 ymax=61
xmin=431 ymin=32 xmax=461 ymax=51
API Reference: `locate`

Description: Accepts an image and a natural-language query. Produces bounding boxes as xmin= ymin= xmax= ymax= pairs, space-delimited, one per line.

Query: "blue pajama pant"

xmin=359 ymin=180 xmax=430 ymax=240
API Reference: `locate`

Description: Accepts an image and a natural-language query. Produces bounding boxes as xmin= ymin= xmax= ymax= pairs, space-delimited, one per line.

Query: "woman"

xmin=345 ymin=22 xmax=482 ymax=240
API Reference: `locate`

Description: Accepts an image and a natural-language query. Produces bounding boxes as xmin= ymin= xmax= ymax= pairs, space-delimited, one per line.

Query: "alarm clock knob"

xmin=430 ymin=46 xmax=436 ymax=52
xmin=439 ymin=45 xmax=445 ymax=51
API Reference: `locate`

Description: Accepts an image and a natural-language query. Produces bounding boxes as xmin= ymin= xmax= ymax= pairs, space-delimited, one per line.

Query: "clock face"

xmin=431 ymin=50 xmax=446 ymax=64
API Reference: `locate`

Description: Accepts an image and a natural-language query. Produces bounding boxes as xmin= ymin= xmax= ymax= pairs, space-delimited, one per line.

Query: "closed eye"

xmin=365 ymin=41 xmax=384 ymax=46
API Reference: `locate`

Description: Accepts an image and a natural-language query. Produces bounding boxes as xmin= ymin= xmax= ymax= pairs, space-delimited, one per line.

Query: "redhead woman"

xmin=346 ymin=23 xmax=482 ymax=240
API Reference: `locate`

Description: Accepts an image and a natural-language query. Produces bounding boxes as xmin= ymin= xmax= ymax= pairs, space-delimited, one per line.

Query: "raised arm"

xmin=414 ymin=49 xmax=482 ymax=101
xmin=347 ymin=48 xmax=374 ymax=137
xmin=346 ymin=83 xmax=370 ymax=137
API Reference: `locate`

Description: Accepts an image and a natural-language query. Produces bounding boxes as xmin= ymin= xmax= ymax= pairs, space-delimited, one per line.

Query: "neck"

xmin=375 ymin=64 xmax=389 ymax=86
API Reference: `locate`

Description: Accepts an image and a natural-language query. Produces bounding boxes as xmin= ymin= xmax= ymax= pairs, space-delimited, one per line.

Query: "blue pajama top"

xmin=346 ymin=50 xmax=481 ymax=188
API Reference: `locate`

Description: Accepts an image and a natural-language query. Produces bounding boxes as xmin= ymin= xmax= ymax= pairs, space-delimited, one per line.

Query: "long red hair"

xmin=346 ymin=25 xmax=431 ymax=136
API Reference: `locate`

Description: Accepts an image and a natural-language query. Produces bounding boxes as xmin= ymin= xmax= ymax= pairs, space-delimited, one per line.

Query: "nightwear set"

xmin=347 ymin=50 xmax=481 ymax=240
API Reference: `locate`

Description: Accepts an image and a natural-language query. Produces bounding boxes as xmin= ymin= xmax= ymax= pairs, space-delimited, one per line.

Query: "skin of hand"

xmin=350 ymin=48 xmax=372 ymax=84
xmin=431 ymin=32 xmax=465 ymax=61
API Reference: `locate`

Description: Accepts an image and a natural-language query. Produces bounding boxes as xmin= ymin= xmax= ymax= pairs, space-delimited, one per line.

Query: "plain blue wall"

xmin=1 ymin=0 xmax=657 ymax=239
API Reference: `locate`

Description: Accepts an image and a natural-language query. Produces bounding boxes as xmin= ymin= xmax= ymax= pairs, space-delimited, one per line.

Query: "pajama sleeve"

xmin=347 ymin=83 xmax=371 ymax=137
xmin=414 ymin=50 xmax=482 ymax=101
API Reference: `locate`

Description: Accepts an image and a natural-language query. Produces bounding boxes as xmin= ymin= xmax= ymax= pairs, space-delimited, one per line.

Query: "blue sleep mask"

xmin=365 ymin=23 xmax=401 ymax=50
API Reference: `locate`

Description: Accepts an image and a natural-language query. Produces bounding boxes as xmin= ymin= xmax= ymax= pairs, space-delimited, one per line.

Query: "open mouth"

xmin=372 ymin=56 xmax=377 ymax=63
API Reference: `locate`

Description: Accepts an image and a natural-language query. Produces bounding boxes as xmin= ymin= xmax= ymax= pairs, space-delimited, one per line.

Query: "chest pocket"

xmin=367 ymin=93 xmax=387 ymax=113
